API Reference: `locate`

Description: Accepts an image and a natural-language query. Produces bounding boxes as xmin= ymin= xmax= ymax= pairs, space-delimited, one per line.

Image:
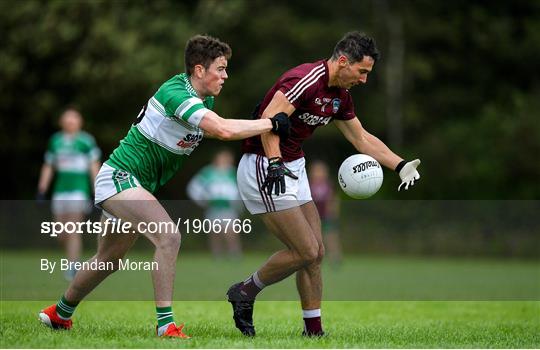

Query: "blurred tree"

xmin=0 ymin=0 xmax=196 ymax=197
xmin=0 ymin=0 xmax=538 ymax=199
xmin=400 ymin=1 xmax=540 ymax=198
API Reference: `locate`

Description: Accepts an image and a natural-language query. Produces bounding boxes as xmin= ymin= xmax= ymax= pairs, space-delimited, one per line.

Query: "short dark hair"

xmin=184 ymin=35 xmax=232 ymax=75
xmin=331 ymin=31 xmax=380 ymax=63
xmin=62 ymin=104 xmax=81 ymax=114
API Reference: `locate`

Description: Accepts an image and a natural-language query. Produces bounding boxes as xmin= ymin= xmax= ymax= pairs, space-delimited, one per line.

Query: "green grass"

xmin=1 ymin=301 xmax=539 ymax=348
xmin=1 ymin=251 xmax=539 ymax=347
xmin=3 ymin=251 xmax=539 ymax=300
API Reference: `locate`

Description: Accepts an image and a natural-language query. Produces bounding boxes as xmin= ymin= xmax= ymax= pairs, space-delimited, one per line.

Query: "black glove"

xmin=262 ymin=157 xmax=298 ymax=196
xmin=269 ymin=112 xmax=291 ymax=140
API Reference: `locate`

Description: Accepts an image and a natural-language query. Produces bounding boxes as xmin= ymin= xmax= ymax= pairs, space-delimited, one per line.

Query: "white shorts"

xmin=237 ymin=153 xmax=312 ymax=214
xmin=51 ymin=192 xmax=91 ymax=216
xmin=94 ymin=163 xmax=142 ymax=207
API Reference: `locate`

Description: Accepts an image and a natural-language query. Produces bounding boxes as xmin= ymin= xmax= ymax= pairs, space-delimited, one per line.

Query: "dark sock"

xmin=303 ymin=309 xmax=323 ymax=334
xmin=239 ymin=272 xmax=265 ymax=299
xmin=304 ymin=316 xmax=322 ymax=334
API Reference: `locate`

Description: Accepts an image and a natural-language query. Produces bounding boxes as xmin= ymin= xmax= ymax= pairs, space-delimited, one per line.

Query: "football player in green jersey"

xmin=37 ymin=107 xmax=101 ymax=281
xmin=39 ymin=34 xmax=290 ymax=338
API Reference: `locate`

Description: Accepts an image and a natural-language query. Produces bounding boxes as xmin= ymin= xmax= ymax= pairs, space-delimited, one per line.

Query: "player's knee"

xmin=316 ymin=244 xmax=325 ymax=264
xmin=299 ymin=245 xmax=320 ymax=266
xmin=155 ymin=232 xmax=182 ymax=252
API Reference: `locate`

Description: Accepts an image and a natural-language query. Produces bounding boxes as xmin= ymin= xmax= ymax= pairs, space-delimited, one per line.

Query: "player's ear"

xmin=193 ymin=64 xmax=205 ymax=78
xmin=338 ymin=55 xmax=349 ymax=68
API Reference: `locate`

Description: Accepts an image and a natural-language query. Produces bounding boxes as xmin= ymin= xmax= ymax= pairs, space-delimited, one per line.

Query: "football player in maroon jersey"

xmin=227 ymin=31 xmax=421 ymax=337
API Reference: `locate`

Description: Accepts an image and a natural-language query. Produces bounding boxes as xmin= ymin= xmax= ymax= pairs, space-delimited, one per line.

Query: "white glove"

xmin=396 ymin=159 xmax=421 ymax=191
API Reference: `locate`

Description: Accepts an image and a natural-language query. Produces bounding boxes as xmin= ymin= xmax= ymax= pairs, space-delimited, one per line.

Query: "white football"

xmin=338 ymin=154 xmax=383 ymax=199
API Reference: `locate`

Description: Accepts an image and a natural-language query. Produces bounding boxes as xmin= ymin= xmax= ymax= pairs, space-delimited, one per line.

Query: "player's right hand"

xmin=269 ymin=112 xmax=291 ymax=140
xmin=262 ymin=157 xmax=298 ymax=196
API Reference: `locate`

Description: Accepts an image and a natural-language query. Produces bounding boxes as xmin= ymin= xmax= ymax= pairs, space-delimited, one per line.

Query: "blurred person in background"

xmin=36 ymin=107 xmax=101 ymax=281
xmin=308 ymin=160 xmax=342 ymax=267
xmin=187 ymin=149 xmax=243 ymax=260
xmin=38 ymin=34 xmax=290 ymax=339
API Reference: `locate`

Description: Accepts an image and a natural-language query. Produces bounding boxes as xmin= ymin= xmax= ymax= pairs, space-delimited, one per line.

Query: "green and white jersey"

xmin=45 ymin=131 xmax=101 ymax=196
xmin=187 ymin=165 xmax=240 ymax=211
xmin=106 ymin=73 xmax=213 ymax=193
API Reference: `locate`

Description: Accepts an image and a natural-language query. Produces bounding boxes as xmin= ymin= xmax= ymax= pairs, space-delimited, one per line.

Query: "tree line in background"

xmin=1 ymin=0 xmax=539 ymax=199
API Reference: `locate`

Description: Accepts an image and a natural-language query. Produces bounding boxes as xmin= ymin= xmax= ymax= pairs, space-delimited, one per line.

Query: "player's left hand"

xmin=396 ymin=159 xmax=421 ymax=191
xmin=262 ymin=157 xmax=298 ymax=196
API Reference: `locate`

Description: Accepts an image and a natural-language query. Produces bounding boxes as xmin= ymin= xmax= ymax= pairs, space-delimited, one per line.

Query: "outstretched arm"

xmin=199 ymin=109 xmax=289 ymax=141
xmin=335 ymin=118 xmax=402 ymax=169
xmin=199 ymin=110 xmax=273 ymax=140
xmin=335 ymin=118 xmax=421 ymax=191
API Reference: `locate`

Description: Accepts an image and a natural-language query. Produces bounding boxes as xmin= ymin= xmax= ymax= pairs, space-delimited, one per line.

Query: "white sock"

xmin=302 ymin=308 xmax=321 ymax=318
xmin=252 ymin=271 xmax=266 ymax=289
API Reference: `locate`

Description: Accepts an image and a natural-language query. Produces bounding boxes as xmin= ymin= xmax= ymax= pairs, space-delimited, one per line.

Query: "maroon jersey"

xmin=242 ymin=60 xmax=356 ymax=161
xmin=310 ymin=179 xmax=335 ymax=219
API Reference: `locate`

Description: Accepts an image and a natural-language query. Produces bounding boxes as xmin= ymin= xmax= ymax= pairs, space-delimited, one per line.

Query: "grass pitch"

xmin=1 ymin=251 xmax=539 ymax=347
xmin=1 ymin=301 xmax=539 ymax=348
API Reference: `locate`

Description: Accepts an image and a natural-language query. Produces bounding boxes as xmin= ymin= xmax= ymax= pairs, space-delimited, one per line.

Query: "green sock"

xmin=56 ymin=295 xmax=78 ymax=320
xmin=156 ymin=306 xmax=174 ymax=328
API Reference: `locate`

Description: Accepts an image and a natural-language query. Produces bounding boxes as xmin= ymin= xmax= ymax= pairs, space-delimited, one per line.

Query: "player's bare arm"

xmin=90 ymin=161 xmax=101 ymax=192
xmin=37 ymin=163 xmax=54 ymax=196
xmin=260 ymin=91 xmax=296 ymax=158
xmin=335 ymin=117 xmax=421 ymax=191
xmin=199 ymin=110 xmax=274 ymax=140
xmin=258 ymin=91 xmax=298 ymax=195
xmin=335 ymin=117 xmax=402 ymax=169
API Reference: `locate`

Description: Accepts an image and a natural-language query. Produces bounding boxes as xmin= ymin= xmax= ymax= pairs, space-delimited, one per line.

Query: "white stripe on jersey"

xmin=285 ymin=64 xmax=324 ymax=99
xmin=285 ymin=64 xmax=325 ymax=103
xmin=186 ymin=107 xmax=208 ymax=127
xmin=138 ymin=100 xmax=204 ymax=155
xmin=288 ymin=70 xmax=325 ymax=103
xmin=175 ymin=97 xmax=203 ymax=118
xmin=150 ymin=97 xmax=166 ymax=117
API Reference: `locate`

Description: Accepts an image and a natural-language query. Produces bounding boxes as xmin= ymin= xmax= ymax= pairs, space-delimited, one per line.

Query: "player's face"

xmin=201 ymin=56 xmax=228 ymax=96
xmin=339 ymin=56 xmax=374 ymax=89
xmin=214 ymin=151 xmax=234 ymax=168
xmin=60 ymin=110 xmax=82 ymax=134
